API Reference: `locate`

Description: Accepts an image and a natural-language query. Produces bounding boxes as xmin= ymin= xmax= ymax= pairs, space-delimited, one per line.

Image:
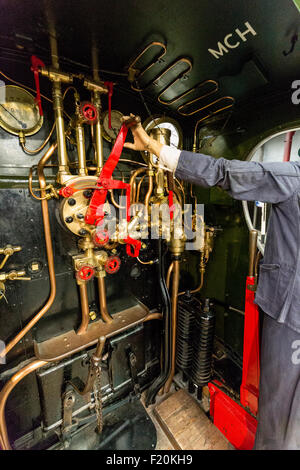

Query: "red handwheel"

xmin=104 ymin=256 xmax=121 ymax=274
xmin=76 ymin=264 xmax=95 ymax=281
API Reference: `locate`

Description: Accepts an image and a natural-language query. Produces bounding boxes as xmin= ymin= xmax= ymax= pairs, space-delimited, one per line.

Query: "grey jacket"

xmin=175 ymin=150 xmax=300 ymax=334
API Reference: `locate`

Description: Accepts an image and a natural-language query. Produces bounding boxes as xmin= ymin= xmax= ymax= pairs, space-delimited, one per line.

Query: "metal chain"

xmin=93 ymin=363 xmax=103 ymax=434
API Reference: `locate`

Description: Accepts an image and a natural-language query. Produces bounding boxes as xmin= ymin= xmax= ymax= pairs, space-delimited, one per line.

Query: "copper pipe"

xmin=166 ymin=262 xmax=174 ymax=290
xmin=192 ymin=96 xmax=235 ymax=151
xmin=97 ymin=275 xmax=113 ymax=324
xmin=77 ymin=283 xmax=90 ymax=335
xmin=164 ymin=259 xmax=180 ymax=393
xmin=143 ymin=312 xmax=163 ymax=322
xmin=135 ymin=174 xmax=146 ymax=203
xmin=128 ymin=41 xmax=167 ymax=90
xmin=0 ymin=359 xmax=47 ymax=450
xmin=144 ymin=169 xmax=153 ymax=211
xmin=190 ymin=270 xmax=204 ymax=294
xmin=129 ymin=167 xmax=147 ymax=203
xmin=0 ymin=144 xmax=57 ymax=360
xmin=20 ymin=122 xmax=56 ymax=155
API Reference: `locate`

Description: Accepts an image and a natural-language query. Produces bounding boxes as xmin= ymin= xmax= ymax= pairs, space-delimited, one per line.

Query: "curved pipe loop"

xmin=159 ymin=78 xmax=217 ymax=107
xmin=128 ymin=41 xmax=167 ymax=91
xmin=133 ymin=57 xmax=192 ymax=94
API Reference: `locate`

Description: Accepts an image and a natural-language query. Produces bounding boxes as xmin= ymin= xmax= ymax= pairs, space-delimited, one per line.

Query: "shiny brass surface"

xmin=77 ymin=283 xmax=90 ymax=335
xmin=52 ymin=81 xmax=71 ymax=184
xmin=33 ymin=302 xmax=153 ymax=362
xmin=0 ymin=85 xmax=43 ymax=136
xmin=96 ymin=275 xmax=113 ymax=324
xmin=0 ymin=245 xmax=21 ymax=270
xmin=0 ymin=144 xmax=57 ymax=360
xmin=59 ymin=176 xmax=98 ymax=236
xmin=0 ymin=359 xmax=47 ymax=450
xmin=75 ymin=122 xmax=88 ymax=176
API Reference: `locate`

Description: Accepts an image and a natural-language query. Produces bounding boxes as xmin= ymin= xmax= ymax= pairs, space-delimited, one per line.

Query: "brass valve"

xmin=0 ymin=270 xmax=31 ymax=282
xmin=0 ymin=245 xmax=21 ymax=270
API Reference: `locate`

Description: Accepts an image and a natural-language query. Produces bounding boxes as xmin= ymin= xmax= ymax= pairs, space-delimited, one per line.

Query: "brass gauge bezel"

xmin=141 ymin=115 xmax=183 ymax=162
xmin=0 ymin=85 xmax=43 ymax=136
xmin=101 ymin=109 xmax=124 ymax=142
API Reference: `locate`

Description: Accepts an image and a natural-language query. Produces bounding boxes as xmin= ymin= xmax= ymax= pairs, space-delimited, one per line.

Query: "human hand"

xmin=122 ymin=113 xmax=151 ymax=152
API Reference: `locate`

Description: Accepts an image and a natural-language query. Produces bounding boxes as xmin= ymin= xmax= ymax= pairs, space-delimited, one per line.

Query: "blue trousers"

xmin=254 ymin=314 xmax=300 ymax=449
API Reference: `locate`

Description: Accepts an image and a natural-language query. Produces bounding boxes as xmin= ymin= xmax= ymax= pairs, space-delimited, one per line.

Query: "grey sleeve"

xmin=175 ymin=150 xmax=300 ymax=203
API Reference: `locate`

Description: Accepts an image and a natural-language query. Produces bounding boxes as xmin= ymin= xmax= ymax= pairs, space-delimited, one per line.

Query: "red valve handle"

xmin=76 ymin=265 xmax=95 ymax=281
xmin=30 ymin=55 xmax=45 ymax=116
xmin=93 ymin=229 xmax=109 ymax=246
xmin=80 ymin=102 xmax=98 ymax=124
xmin=59 ymin=186 xmax=75 ymax=198
xmin=104 ymin=256 xmax=121 ymax=274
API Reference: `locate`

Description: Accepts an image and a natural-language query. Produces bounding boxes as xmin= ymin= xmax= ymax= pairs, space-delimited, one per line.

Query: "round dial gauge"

xmin=102 ymin=109 xmax=123 ymax=142
xmin=0 ymin=85 xmax=43 ymax=136
xmin=141 ymin=115 xmax=183 ymax=162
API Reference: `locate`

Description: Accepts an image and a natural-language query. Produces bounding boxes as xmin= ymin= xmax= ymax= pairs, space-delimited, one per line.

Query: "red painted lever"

xmin=30 ymin=55 xmax=45 ymax=116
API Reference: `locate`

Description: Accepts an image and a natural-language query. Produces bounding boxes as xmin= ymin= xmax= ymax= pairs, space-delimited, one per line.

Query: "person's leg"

xmin=254 ymin=313 xmax=300 ymax=449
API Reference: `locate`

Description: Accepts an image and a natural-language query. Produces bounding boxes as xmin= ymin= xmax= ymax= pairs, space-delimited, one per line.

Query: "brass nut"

xmin=89 ymin=311 xmax=97 ymax=321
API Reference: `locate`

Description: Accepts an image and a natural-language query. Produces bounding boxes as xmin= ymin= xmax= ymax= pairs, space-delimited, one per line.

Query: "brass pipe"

xmin=20 ymin=122 xmax=56 ymax=155
xmin=166 ymin=261 xmax=174 ymax=290
xmin=179 ymin=254 xmax=205 ymax=296
xmin=163 ymin=259 xmax=180 ymax=393
xmin=97 ymin=275 xmax=113 ymax=324
xmin=135 ymin=174 xmax=146 ymax=203
xmin=0 ymin=359 xmax=47 ymax=450
xmin=143 ymin=312 xmax=163 ymax=322
xmin=75 ymin=122 xmax=88 ymax=176
xmin=93 ymin=91 xmax=104 ymax=174
xmin=77 ymin=283 xmax=90 ymax=335
xmin=91 ymin=44 xmax=104 ymax=174
xmin=0 ymin=144 xmax=57 ymax=360
xmin=144 ymin=168 xmax=153 ymax=211
xmin=52 ymin=81 xmax=71 ymax=183
xmin=129 ymin=167 xmax=147 ymax=203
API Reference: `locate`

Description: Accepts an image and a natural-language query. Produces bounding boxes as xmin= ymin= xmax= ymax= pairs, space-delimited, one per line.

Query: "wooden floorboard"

xmin=153 ymin=389 xmax=233 ymax=450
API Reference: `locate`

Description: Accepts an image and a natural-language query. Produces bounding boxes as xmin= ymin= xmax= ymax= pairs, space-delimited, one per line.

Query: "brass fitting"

xmin=0 ymin=245 xmax=21 ymax=270
xmin=0 ymin=270 xmax=31 ymax=281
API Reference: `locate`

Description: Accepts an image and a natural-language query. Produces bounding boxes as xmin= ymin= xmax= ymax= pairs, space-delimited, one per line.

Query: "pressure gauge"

xmin=0 ymin=85 xmax=43 ymax=136
xmin=141 ymin=115 xmax=183 ymax=162
xmin=102 ymin=109 xmax=123 ymax=142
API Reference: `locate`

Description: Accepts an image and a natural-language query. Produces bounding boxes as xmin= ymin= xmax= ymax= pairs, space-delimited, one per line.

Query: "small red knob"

xmin=93 ymin=229 xmax=109 ymax=246
xmin=79 ymin=102 xmax=98 ymax=124
xmin=104 ymin=256 xmax=121 ymax=274
xmin=59 ymin=186 xmax=75 ymax=198
xmin=76 ymin=265 xmax=95 ymax=281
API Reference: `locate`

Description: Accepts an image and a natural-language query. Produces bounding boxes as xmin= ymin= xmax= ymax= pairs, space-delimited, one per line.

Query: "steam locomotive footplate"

xmin=34 ymin=302 xmax=152 ymax=362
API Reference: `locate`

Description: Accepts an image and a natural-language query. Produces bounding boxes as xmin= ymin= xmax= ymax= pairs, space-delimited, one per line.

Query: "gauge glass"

xmin=141 ymin=115 xmax=183 ymax=162
xmin=0 ymin=85 xmax=43 ymax=136
xmin=102 ymin=110 xmax=123 ymax=142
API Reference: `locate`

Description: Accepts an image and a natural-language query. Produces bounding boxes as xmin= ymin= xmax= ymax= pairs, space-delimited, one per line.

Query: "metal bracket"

xmin=127 ymin=348 xmax=141 ymax=398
